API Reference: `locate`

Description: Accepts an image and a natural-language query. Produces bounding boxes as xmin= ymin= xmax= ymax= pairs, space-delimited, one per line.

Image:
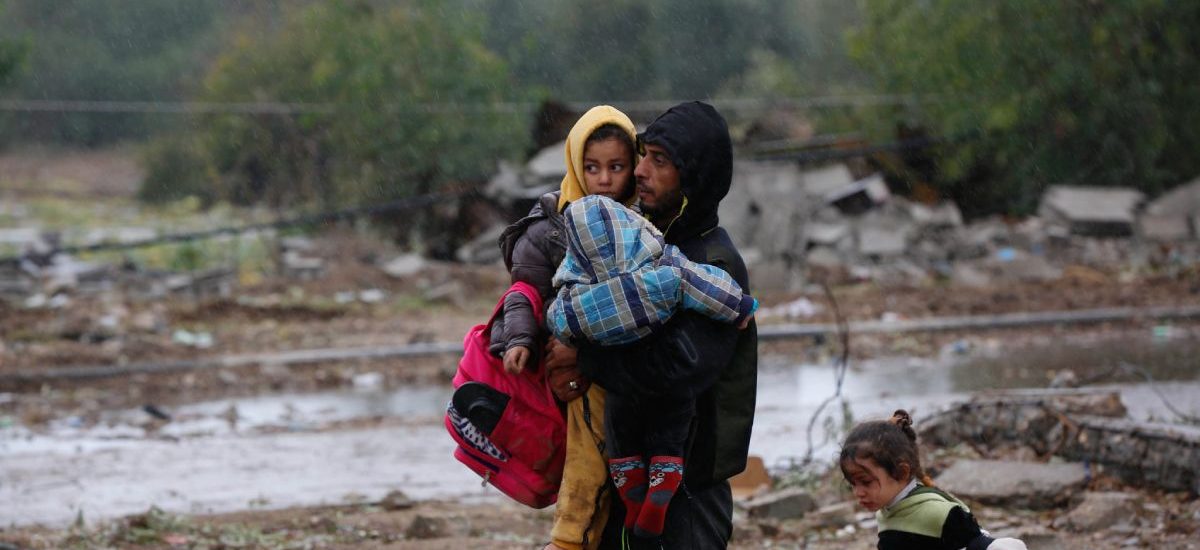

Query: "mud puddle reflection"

xmin=3 ymin=335 xmax=1196 ymax=526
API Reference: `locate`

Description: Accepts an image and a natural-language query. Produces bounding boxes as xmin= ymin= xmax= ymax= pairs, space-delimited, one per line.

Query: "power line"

xmin=0 ymin=95 xmax=931 ymax=116
xmin=0 ymin=191 xmax=461 ymax=265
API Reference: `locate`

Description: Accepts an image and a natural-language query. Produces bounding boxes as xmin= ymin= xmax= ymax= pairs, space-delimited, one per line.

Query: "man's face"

xmin=634 ymin=143 xmax=683 ymax=219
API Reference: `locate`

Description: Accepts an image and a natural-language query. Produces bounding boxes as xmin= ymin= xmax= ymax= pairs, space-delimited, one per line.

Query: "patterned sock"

xmin=634 ymin=456 xmax=684 ymax=538
xmin=608 ymin=456 xmax=647 ymax=530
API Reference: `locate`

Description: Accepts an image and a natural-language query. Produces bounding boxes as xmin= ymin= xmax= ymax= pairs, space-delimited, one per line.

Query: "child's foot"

xmin=634 ymin=456 xmax=683 ymax=537
xmin=608 ymin=456 xmax=647 ymax=530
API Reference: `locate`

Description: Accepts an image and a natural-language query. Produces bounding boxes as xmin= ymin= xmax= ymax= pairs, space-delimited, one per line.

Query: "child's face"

xmin=842 ymin=457 xmax=909 ymax=512
xmin=583 ymin=138 xmax=634 ymax=202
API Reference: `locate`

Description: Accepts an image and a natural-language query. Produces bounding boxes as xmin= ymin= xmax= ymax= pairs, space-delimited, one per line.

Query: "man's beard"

xmin=639 ymin=187 xmax=685 ymax=226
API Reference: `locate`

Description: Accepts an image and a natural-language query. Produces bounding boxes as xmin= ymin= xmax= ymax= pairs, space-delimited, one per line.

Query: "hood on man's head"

xmin=557 ymin=105 xmax=638 ymax=212
xmin=637 ymin=101 xmax=732 ymax=243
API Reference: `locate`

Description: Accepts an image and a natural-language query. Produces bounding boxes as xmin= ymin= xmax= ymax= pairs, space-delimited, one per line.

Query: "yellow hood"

xmin=557 ymin=105 xmax=638 ymax=212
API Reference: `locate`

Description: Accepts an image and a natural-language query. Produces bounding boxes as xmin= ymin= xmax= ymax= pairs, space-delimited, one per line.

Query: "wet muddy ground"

xmin=4 ymin=330 xmax=1197 ymax=531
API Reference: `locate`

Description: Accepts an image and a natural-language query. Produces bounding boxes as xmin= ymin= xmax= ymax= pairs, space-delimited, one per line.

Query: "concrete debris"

xmin=1039 ymin=186 xmax=1145 ymax=237
xmin=741 ymin=487 xmax=818 ymax=520
xmin=281 ymin=250 xmax=324 ymax=280
xmin=799 ymin=164 xmax=855 ymax=200
xmin=423 ymin=280 xmax=467 ymax=308
xmin=857 ymin=223 xmax=910 ymax=257
xmin=805 ymin=501 xmax=857 ymax=530
xmin=714 ymin=162 xmax=1200 ymax=291
xmin=1145 ymin=175 xmax=1200 ymax=218
xmin=280 ymin=237 xmax=324 ymax=280
xmin=804 ymin=221 xmax=851 ymax=248
xmin=922 ymin=390 xmax=1200 ymax=495
xmin=936 ymin=459 xmax=1089 ymax=509
xmin=455 ymin=224 xmax=505 ymax=265
xmin=827 ymin=173 xmax=890 ymax=215
xmin=379 ymin=489 xmax=415 ymax=511
xmin=757 ymin=297 xmax=822 ymax=320
xmin=405 ymin=514 xmax=452 ymax=539
xmin=1054 ymin=492 xmax=1139 ymax=533
xmin=381 ymin=253 xmax=428 ymax=279
xmin=484 ymin=142 xmax=565 ymax=206
xmin=171 ymin=329 xmax=213 ymax=349
xmin=1139 ymin=214 xmax=1192 ymax=242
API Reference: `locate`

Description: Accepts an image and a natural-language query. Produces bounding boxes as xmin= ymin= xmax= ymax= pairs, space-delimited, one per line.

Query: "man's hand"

xmin=544 ymin=337 xmax=587 ymax=401
xmin=738 ymin=314 xmax=754 ymax=330
xmin=503 ymin=346 xmax=530 ymax=374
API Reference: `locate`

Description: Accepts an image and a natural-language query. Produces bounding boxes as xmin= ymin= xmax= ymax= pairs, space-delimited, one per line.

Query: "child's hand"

xmin=738 ymin=313 xmax=754 ymax=330
xmin=503 ymin=346 xmax=530 ymax=374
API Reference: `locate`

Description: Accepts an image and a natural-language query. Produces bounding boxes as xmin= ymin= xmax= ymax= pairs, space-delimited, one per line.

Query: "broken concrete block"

xmin=800 ymin=164 xmax=856 ymax=198
xmin=1139 ymin=215 xmax=1192 ymax=242
xmin=858 ymin=224 xmax=910 ymax=257
xmin=807 ymin=501 xmax=857 ymax=529
xmin=743 ymin=487 xmax=817 ymax=520
xmin=1057 ymin=492 xmax=1139 ymax=533
xmin=827 ymin=174 xmax=890 ymax=215
xmin=936 ymin=460 xmax=1088 ymax=509
xmin=282 ymin=250 xmax=325 ymax=280
xmin=748 ymin=258 xmax=800 ymax=293
xmin=995 ymin=253 xmax=1063 ymax=283
xmin=1038 ymin=186 xmax=1145 ymax=237
xmin=928 ymin=202 xmax=964 ymax=228
xmin=803 ymin=246 xmax=851 ymax=285
xmin=805 ymin=221 xmax=851 ymax=248
xmin=379 ymin=489 xmax=415 ymax=510
xmin=405 ymin=514 xmax=451 ymax=539
xmin=526 ymin=140 xmax=566 ymax=180
xmin=455 ymin=224 xmax=505 ymax=265
xmin=1145 ymin=175 xmax=1200 ymax=218
xmin=381 ymin=253 xmax=428 ymax=279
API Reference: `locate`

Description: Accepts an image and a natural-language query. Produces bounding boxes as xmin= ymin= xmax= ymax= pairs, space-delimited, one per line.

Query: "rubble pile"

xmin=719 ymin=161 xmax=1200 ymax=291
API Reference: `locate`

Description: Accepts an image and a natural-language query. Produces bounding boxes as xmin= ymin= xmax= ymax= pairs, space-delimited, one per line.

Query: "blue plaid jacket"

xmin=548 ymin=195 xmax=757 ymax=346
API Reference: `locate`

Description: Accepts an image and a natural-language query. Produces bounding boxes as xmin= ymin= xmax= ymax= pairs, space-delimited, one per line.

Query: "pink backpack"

xmin=444 ymin=281 xmax=566 ymax=508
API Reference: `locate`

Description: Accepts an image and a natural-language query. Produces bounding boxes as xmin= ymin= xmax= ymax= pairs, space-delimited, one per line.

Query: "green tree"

xmin=850 ymin=0 xmax=1200 ymax=215
xmin=0 ymin=1 xmax=26 ymax=88
xmin=191 ymin=0 xmax=527 ymax=211
xmin=470 ymin=0 xmax=838 ymax=101
xmin=0 ymin=0 xmax=233 ymax=145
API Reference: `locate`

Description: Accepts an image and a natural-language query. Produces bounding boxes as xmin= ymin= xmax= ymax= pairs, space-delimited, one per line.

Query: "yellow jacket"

xmin=551 ymin=386 xmax=609 ymax=550
xmin=551 ymin=105 xmax=637 ymax=550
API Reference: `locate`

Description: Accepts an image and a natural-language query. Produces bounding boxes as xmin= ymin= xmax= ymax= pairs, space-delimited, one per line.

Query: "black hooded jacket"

xmin=579 ymin=102 xmax=758 ymax=488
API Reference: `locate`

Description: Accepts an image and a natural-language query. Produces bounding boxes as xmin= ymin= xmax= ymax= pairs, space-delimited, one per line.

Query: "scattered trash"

xmin=358 ymin=289 xmax=385 ymax=304
xmin=171 ymin=329 xmax=214 ymax=349
xmin=142 ymin=404 xmax=172 ymax=421
xmin=758 ymin=298 xmax=822 ymax=320
xmin=381 ymin=253 xmax=428 ymax=279
xmin=351 ymin=372 xmax=384 ymax=390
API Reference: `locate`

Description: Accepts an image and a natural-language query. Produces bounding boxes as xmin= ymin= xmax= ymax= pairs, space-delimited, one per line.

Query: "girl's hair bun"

xmin=888 ymin=408 xmax=912 ymax=429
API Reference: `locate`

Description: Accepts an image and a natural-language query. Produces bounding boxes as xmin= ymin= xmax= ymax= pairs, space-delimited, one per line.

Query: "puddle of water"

xmin=3 ymin=336 xmax=1197 ymax=527
xmin=1 ymin=424 xmax=493 ymax=527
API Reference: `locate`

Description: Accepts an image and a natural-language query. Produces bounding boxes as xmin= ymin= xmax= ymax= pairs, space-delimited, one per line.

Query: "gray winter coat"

xmin=488 ymin=191 xmax=567 ymax=359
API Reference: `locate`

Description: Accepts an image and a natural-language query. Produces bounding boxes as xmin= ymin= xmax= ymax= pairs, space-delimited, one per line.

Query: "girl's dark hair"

xmin=584 ymin=122 xmax=638 ymax=202
xmin=839 ymin=409 xmax=935 ymax=486
xmin=585 ymin=122 xmax=636 ymax=154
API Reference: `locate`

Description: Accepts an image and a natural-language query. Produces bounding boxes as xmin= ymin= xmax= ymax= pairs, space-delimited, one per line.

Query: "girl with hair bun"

xmin=839 ymin=410 xmax=1027 ymax=550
